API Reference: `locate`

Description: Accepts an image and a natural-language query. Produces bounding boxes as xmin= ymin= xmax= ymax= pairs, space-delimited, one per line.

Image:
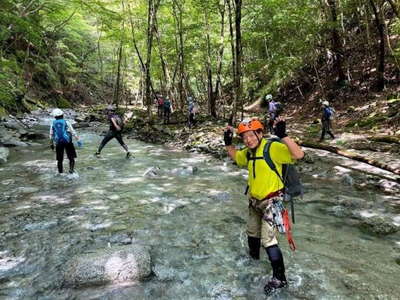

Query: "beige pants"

xmin=246 ymin=196 xmax=283 ymax=248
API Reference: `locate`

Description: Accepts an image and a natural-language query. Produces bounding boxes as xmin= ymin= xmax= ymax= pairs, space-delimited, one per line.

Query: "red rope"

xmin=282 ymin=209 xmax=296 ymax=251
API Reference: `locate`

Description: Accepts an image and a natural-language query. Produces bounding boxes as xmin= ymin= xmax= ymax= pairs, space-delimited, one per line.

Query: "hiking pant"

xmin=158 ymin=105 xmax=163 ymax=118
xmin=55 ymin=141 xmax=77 ymax=173
xmin=267 ymin=112 xmax=277 ymax=134
xmin=164 ymin=108 xmax=170 ymax=124
xmin=97 ymin=130 xmax=128 ymax=153
xmin=321 ymin=119 xmax=335 ymax=140
xmin=188 ymin=113 xmax=195 ymax=127
xmin=247 ymin=196 xmax=282 ymax=248
xmin=247 ymin=195 xmax=286 ymax=281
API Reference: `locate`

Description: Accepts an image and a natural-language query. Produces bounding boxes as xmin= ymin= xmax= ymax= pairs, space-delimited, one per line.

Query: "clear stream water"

xmin=0 ymin=123 xmax=399 ymax=299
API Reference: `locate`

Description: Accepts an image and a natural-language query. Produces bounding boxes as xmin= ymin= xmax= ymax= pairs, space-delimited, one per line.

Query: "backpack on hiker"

xmin=275 ymin=102 xmax=284 ymax=115
xmin=263 ymin=138 xmax=304 ymax=223
xmin=113 ymin=114 xmax=124 ymax=129
xmin=52 ymin=119 xmax=71 ymax=145
xmin=326 ymin=107 xmax=335 ymax=120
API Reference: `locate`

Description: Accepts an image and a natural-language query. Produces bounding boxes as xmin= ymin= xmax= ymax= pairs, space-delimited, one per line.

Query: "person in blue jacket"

xmin=320 ymin=100 xmax=335 ymax=142
xmin=49 ymin=108 xmax=82 ymax=173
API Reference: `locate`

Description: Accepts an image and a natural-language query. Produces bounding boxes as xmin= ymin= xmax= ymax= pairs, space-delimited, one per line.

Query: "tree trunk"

xmin=326 ymin=0 xmax=346 ymax=83
xmin=369 ymin=0 xmax=385 ymax=91
xmin=214 ymin=0 xmax=226 ymax=118
xmin=114 ymin=43 xmax=123 ymax=107
xmin=144 ymin=0 xmax=161 ymax=121
xmin=232 ymin=0 xmax=242 ymax=125
xmin=300 ymin=140 xmax=400 ymax=175
xmin=204 ymin=6 xmax=215 ymax=117
xmin=154 ymin=19 xmax=172 ymax=94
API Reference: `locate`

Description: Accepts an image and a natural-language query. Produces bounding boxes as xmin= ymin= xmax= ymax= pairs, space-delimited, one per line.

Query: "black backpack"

xmin=264 ymin=138 xmax=304 ymax=198
xmin=112 ymin=114 xmax=124 ymax=129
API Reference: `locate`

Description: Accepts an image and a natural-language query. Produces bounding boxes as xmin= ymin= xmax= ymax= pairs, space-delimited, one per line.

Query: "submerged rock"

xmin=359 ymin=216 xmax=399 ymax=235
xmin=0 ymin=147 xmax=9 ymax=164
xmin=63 ymin=244 xmax=151 ymax=288
xmin=143 ymin=166 xmax=161 ymax=177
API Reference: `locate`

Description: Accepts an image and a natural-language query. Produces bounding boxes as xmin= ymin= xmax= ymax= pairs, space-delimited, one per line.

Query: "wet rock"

xmin=337 ymin=195 xmax=366 ymax=209
xmin=20 ymin=131 xmax=48 ymax=140
xmin=395 ymin=257 xmax=400 ymax=266
xmin=169 ymin=166 xmax=198 ymax=176
xmin=23 ymin=220 xmax=58 ymax=231
xmin=109 ymin=233 xmax=132 ymax=245
xmin=359 ymin=216 xmax=399 ymax=235
xmin=303 ymin=152 xmax=315 ymax=163
xmin=3 ymin=118 xmax=27 ymax=133
xmin=341 ymin=174 xmax=354 ymax=186
xmin=378 ymin=179 xmax=400 ymax=194
xmin=63 ymin=244 xmax=151 ymax=288
xmin=143 ymin=166 xmax=161 ymax=177
xmin=2 ymin=139 xmax=29 ymax=147
xmin=210 ymin=191 xmax=231 ymax=202
xmin=0 ymin=147 xmax=9 ymax=164
xmin=74 ymin=122 xmax=90 ymax=128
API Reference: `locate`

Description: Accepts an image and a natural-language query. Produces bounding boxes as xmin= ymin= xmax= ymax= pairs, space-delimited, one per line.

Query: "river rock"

xmin=0 ymin=147 xmax=9 ymax=164
xmin=2 ymin=139 xmax=29 ymax=147
xmin=378 ymin=179 xmax=400 ymax=194
xmin=359 ymin=216 xmax=399 ymax=235
xmin=21 ymin=131 xmax=48 ymax=140
xmin=63 ymin=244 xmax=151 ymax=288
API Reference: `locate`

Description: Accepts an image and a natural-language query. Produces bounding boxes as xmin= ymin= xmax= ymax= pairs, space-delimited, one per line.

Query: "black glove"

xmin=223 ymin=128 xmax=233 ymax=146
xmin=274 ymin=121 xmax=288 ymax=138
xmin=50 ymin=141 xmax=54 ymax=151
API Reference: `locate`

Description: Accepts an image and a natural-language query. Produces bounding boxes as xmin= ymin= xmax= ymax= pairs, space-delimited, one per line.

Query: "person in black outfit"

xmin=95 ymin=105 xmax=131 ymax=158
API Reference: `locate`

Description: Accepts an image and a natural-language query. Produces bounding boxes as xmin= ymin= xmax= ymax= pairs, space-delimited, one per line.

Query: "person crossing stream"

xmin=0 ymin=109 xmax=399 ymax=299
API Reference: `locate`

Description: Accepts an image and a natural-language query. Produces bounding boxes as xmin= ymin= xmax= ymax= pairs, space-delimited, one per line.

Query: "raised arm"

xmin=274 ymin=117 xmax=304 ymax=160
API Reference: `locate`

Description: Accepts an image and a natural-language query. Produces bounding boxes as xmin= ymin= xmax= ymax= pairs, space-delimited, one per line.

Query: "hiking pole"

xmin=290 ymin=196 xmax=295 ymax=224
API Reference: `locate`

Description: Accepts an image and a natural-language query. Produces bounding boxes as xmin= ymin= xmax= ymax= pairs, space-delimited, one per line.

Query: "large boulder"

xmin=0 ymin=147 xmax=9 ymax=164
xmin=63 ymin=244 xmax=151 ymax=288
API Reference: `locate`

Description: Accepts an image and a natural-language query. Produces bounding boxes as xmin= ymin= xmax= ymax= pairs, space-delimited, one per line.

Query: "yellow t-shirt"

xmin=235 ymin=139 xmax=293 ymax=200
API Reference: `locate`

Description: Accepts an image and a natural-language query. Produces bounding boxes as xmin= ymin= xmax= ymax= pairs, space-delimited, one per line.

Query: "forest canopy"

xmin=1 ymin=0 xmax=399 ymax=120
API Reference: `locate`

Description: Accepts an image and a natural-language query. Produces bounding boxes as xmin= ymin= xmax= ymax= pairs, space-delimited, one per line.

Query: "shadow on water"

xmin=0 ymin=127 xmax=399 ymax=299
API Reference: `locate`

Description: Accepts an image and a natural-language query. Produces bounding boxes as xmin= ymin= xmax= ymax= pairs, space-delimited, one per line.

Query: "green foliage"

xmin=56 ymin=97 xmax=72 ymax=108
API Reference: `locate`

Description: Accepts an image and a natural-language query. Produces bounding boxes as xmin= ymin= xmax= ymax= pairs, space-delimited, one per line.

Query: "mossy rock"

xmin=56 ymin=97 xmax=72 ymax=108
xmin=346 ymin=115 xmax=386 ymax=128
xmin=0 ymin=106 xmax=8 ymax=118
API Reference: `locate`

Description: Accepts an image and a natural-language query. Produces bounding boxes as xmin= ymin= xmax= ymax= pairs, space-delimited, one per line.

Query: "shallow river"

xmin=0 ymin=124 xmax=399 ymax=299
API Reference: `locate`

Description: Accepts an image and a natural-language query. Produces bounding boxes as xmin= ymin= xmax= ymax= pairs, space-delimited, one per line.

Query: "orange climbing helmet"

xmin=237 ymin=118 xmax=264 ymax=135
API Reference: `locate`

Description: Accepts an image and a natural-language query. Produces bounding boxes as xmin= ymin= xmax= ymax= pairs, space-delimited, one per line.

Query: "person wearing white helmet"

xmin=320 ymin=100 xmax=335 ymax=142
xmin=265 ymin=94 xmax=280 ymax=134
xmin=95 ymin=105 xmax=131 ymax=158
xmin=49 ymin=108 xmax=82 ymax=174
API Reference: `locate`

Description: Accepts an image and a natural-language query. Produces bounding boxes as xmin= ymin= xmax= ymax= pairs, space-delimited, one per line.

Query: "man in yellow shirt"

xmin=223 ymin=117 xmax=303 ymax=294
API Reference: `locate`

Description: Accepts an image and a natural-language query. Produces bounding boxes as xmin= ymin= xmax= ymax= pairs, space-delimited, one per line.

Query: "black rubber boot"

xmin=248 ymin=236 xmax=261 ymax=260
xmin=264 ymin=245 xmax=287 ymax=294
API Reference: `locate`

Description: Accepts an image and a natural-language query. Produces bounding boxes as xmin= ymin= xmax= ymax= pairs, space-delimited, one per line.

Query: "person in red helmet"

xmin=223 ymin=117 xmax=303 ymax=295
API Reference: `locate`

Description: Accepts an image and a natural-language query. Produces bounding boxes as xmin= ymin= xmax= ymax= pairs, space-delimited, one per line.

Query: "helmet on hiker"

xmin=237 ymin=118 xmax=264 ymax=135
xmin=265 ymin=94 xmax=273 ymax=101
xmin=52 ymin=108 xmax=63 ymax=117
xmin=322 ymin=100 xmax=329 ymax=106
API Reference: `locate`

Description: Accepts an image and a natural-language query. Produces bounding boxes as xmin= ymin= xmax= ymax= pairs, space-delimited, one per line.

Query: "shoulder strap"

xmin=263 ymin=139 xmax=284 ymax=185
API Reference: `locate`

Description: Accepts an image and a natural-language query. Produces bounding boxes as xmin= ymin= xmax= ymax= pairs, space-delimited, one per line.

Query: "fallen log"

xmin=299 ymin=140 xmax=400 ymax=177
xmin=368 ymin=136 xmax=400 ymax=144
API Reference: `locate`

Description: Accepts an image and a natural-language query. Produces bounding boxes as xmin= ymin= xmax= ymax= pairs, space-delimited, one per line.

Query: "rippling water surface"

xmin=0 ymin=125 xmax=399 ymax=299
